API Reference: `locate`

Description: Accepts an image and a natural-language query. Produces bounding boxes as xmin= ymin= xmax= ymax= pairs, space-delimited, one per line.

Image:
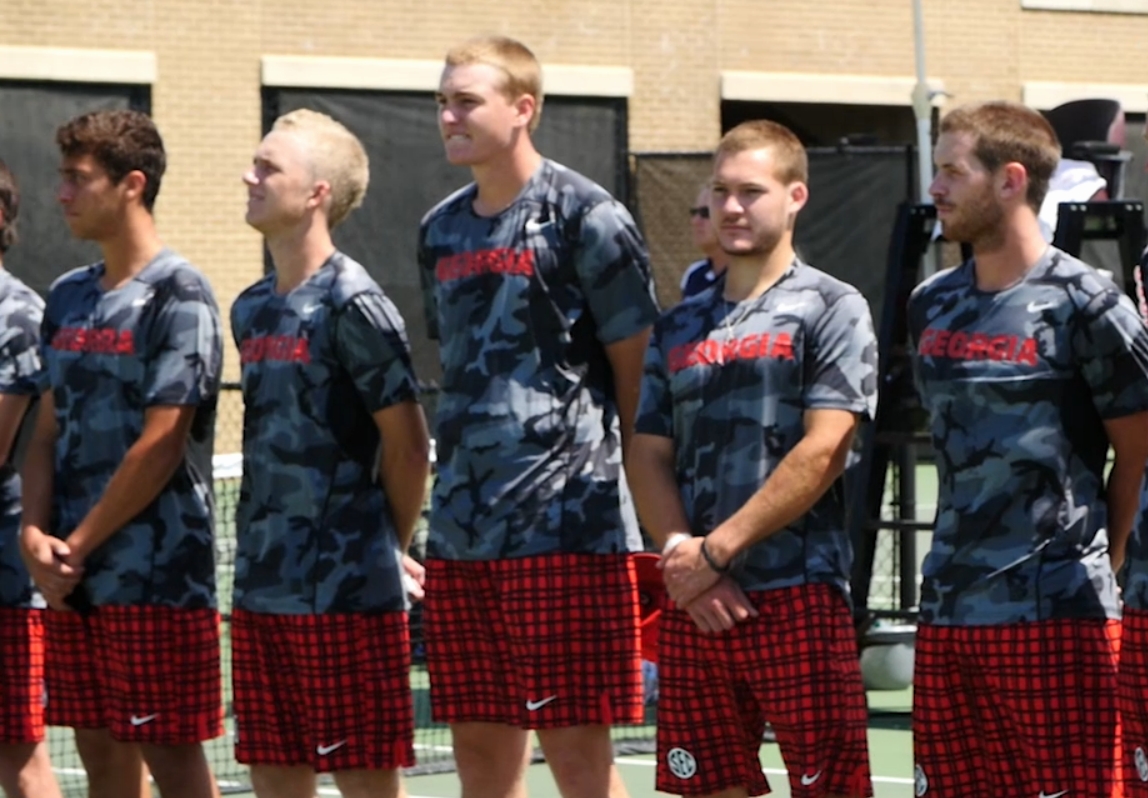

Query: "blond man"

xmin=418 ymin=36 xmax=658 ymax=798
xmin=232 ymin=109 xmax=431 ymax=798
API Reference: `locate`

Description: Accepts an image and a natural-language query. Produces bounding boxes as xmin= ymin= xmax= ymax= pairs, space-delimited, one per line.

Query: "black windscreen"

xmin=0 ymin=81 xmax=148 ymax=296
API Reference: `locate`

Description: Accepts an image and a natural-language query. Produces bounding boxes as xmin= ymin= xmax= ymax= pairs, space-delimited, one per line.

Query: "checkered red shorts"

xmin=1120 ymin=608 xmax=1148 ymax=794
xmin=43 ymin=605 xmax=222 ymax=743
xmin=914 ymin=619 xmax=1122 ymax=798
xmin=424 ymin=553 xmax=643 ymax=729
xmin=0 ymin=608 xmax=46 ymax=743
xmin=232 ymin=609 xmax=415 ymax=772
xmin=655 ymin=583 xmax=872 ymax=798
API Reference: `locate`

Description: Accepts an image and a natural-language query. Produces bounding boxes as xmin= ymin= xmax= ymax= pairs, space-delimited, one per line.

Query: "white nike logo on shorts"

xmin=316 ymin=740 xmax=347 ymax=756
xmin=130 ymin=713 xmax=158 ymax=726
xmin=1038 ymin=791 xmax=1068 ymax=798
xmin=525 ymin=695 xmax=558 ymax=711
xmin=800 ymin=771 xmax=822 ymax=786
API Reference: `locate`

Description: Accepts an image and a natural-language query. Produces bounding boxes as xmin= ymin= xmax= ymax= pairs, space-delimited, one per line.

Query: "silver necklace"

xmin=722 ymin=293 xmax=760 ymax=344
xmin=715 ymin=293 xmax=762 ymax=366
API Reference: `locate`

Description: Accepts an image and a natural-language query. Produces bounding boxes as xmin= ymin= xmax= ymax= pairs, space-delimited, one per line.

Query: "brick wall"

xmin=2 ymin=0 xmax=1145 ymax=384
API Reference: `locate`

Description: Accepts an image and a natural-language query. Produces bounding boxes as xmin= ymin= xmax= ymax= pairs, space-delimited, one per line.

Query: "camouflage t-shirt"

xmin=231 ymin=253 xmax=419 ymax=615
xmin=634 ymin=262 xmax=878 ymax=594
xmin=418 ymin=159 xmax=659 ymax=560
xmin=42 ymin=250 xmax=222 ymax=609
xmin=0 ymin=271 xmax=45 ymax=609
xmin=1119 ymin=247 xmax=1148 ymax=611
xmin=909 ymin=248 xmax=1148 ymax=625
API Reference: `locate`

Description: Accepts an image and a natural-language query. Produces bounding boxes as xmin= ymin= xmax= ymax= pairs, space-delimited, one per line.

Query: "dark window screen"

xmin=0 ymin=81 xmax=149 ymax=296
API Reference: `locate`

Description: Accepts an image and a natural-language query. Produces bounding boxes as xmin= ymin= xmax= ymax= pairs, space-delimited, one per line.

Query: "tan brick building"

xmin=4 ymin=0 xmax=1147 ymax=303
xmin=1 ymin=0 xmax=1146 ymax=396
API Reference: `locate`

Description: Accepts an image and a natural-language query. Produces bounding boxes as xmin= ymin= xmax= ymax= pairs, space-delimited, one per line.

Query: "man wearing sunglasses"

xmin=680 ymin=184 xmax=730 ymax=300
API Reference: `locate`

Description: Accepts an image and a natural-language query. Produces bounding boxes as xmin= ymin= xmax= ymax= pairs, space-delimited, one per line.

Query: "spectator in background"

xmin=680 ymin=183 xmax=730 ymax=300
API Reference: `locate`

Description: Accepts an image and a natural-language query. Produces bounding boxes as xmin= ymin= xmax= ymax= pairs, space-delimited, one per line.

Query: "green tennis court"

xmin=46 ymin=691 xmax=915 ymax=798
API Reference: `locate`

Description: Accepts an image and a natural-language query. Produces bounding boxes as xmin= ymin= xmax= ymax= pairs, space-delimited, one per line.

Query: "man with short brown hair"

xmin=911 ymin=100 xmax=1148 ymax=797
xmin=630 ymin=119 xmax=877 ymax=798
xmin=21 ymin=109 xmax=223 ymax=798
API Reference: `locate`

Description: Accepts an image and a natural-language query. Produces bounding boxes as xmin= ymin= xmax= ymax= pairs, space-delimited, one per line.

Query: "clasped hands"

xmin=20 ymin=526 xmax=84 ymax=611
xmin=659 ymin=534 xmax=757 ymax=634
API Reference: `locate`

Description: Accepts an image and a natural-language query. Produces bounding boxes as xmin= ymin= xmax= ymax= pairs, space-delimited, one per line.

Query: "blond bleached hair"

xmin=445 ymin=36 xmax=544 ymax=132
xmin=272 ymin=109 xmax=369 ymax=228
xmin=714 ymin=120 xmax=808 ymax=185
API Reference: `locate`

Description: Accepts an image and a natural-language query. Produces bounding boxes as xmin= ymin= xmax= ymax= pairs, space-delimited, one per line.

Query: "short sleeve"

xmin=574 ymin=201 xmax=660 ymax=344
xmin=334 ymin=292 xmax=419 ymax=413
xmin=634 ymin=325 xmax=673 ymax=438
xmin=804 ymin=290 xmax=879 ymax=419
xmin=229 ymin=299 xmax=245 ymax=351
xmin=0 ymin=302 xmax=45 ymax=397
xmin=418 ymin=225 xmax=439 ymax=341
xmin=906 ymin=286 xmax=929 ymax=398
xmin=1074 ymin=287 xmax=1148 ymax=419
xmin=143 ymin=277 xmax=223 ymax=407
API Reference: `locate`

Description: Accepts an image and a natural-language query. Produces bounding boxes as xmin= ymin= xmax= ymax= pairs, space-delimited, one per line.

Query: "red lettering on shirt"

xmin=918 ymin=327 xmax=1039 ymax=365
xmin=50 ymin=327 xmax=135 ymax=355
xmin=240 ymin=335 xmax=311 ymax=364
xmin=435 ymin=249 xmax=535 ymax=283
xmin=668 ymin=332 xmax=796 ymax=373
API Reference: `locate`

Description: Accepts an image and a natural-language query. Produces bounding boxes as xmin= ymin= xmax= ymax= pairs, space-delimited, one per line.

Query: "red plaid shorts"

xmin=232 ymin=609 xmax=415 ymax=772
xmin=1120 ymin=608 xmax=1148 ymax=794
xmin=655 ymin=583 xmax=872 ymax=798
xmin=43 ymin=605 xmax=222 ymax=743
xmin=424 ymin=553 xmax=643 ymax=729
xmin=0 ymin=608 xmax=46 ymax=743
xmin=914 ymin=618 xmax=1122 ymax=798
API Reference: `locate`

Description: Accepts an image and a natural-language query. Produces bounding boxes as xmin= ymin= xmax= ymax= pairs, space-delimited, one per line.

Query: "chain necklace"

xmin=714 ymin=293 xmax=762 ymax=366
xmin=717 ymin=259 xmax=799 ymax=352
xmin=722 ymin=294 xmax=760 ymax=344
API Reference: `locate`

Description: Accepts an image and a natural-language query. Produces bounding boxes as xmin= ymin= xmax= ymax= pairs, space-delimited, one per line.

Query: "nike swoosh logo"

xmin=316 ymin=740 xmax=347 ymax=756
xmin=800 ymin=771 xmax=822 ymax=786
xmin=1039 ymin=791 xmax=1069 ymax=798
xmin=775 ymin=302 xmax=805 ymax=314
xmin=524 ymin=220 xmax=552 ymax=234
xmin=525 ymin=695 xmax=559 ymax=711
xmin=130 ymin=713 xmax=158 ymax=726
xmin=1027 ymin=300 xmax=1056 ymax=313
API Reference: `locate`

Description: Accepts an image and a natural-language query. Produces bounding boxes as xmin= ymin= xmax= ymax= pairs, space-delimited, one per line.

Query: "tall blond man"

xmin=418 ymin=36 xmax=659 ymax=798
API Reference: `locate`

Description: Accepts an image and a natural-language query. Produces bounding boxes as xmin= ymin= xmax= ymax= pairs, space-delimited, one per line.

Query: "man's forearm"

xmin=381 ymin=445 xmax=430 ymax=552
xmin=705 ymin=435 xmax=849 ymax=565
xmin=20 ymin=435 xmax=54 ymax=534
xmin=628 ymin=441 xmax=691 ymax=549
xmin=66 ymin=436 xmax=185 ymax=560
xmin=1106 ymin=455 xmax=1143 ymax=569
